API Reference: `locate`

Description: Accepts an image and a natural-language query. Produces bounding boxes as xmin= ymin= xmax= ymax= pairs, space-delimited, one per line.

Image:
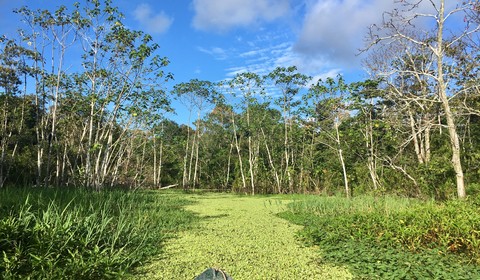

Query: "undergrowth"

xmin=279 ymin=195 xmax=480 ymax=279
xmin=0 ymin=187 xmax=197 ymax=279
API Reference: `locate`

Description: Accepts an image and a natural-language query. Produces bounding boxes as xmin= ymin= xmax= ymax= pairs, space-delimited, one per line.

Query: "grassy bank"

xmin=0 ymin=188 xmax=197 ymax=279
xmin=279 ymin=195 xmax=480 ymax=279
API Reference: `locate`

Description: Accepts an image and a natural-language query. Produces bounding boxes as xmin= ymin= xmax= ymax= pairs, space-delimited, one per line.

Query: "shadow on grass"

xmin=317 ymin=240 xmax=480 ymax=279
xmin=201 ymin=213 xmax=230 ymax=220
xmin=278 ymin=195 xmax=480 ymax=280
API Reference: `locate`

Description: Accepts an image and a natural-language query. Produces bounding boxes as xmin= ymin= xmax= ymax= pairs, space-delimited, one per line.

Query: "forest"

xmin=1 ymin=0 xmax=480 ymax=279
xmin=1 ymin=0 xmax=479 ymax=200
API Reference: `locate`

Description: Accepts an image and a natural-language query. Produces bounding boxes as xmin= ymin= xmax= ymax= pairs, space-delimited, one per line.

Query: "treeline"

xmin=1 ymin=0 xmax=479 ymax=199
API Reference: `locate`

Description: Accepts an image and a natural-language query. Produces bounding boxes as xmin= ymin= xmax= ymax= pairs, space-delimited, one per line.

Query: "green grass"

xmin=0 ymin=187 xmax=197 ymax=279
xmin=3 ymin=189 xmax=479 ymax=279
xmin=279 ymin=194 xmax=480 ymax=279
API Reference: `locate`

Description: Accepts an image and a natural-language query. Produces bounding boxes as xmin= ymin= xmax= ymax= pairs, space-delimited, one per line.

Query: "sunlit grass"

xmin=285 ymin=194 xmax=420 ymax=216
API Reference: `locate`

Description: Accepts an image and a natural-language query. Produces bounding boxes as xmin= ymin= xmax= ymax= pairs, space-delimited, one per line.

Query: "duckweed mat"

xmin=135 ymin=194 xmax=352 ymax=279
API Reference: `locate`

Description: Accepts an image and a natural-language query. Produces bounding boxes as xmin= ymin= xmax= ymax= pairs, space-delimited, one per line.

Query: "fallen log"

xmin=159 ymin=184 xmax=178 ymax=190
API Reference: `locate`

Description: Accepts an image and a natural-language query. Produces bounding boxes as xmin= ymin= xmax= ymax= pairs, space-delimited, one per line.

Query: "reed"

xmin=0 ymin=188 xmax=197 ymax=279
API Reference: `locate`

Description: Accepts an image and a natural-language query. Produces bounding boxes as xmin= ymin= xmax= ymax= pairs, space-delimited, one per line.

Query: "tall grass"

xmin=285 ymin=194 xmax=420 ymax=216
xmin=280 ymin=194 xmax=480 ymax=279
xmin=0 ymin=187 xmax=197 ymax=279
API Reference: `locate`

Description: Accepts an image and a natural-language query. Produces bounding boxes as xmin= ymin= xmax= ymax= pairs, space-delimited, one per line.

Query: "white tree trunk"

xmin=436 ymin=0 xmax=465 ymax=198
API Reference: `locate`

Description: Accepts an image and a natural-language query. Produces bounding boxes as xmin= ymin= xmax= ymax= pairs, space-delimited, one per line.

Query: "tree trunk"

xmin=284 ymin=115 xmax=292 ymax=193
xmin=408 ymin=108 xmax=424 ymax=164
xmin=188 ymin=128 xmax=196 ymax=188
xmin=153 ymin=131 xmax=157 ymax=187
xmin=365 ymin=113 xmax=380 ymax=191
xmin=246 ymin=107 xmax=255 ymax=195
xmin=225 ymin=142 xmax=233 ymax=189
xmin=299 ymin=132 xmax=307 ymax=193
xmin=231 ymin=113 xmax=247 ymax=192
xmin=156 ymin=124 xmax=164 ymax=188
xmin=335 ymin=121 xmax=349 ymax=198
xmin=261 ymin=128 xmax=281 ymax=193
xmin=425 ymin=122 xmax=431 ymax=163
xmin=193 ymin=129 xmax=200 ymax=189
xmin=339 ymin=148 xmax=349 ymax=198
xmin=182 ymin=117 xmax=191 ymax=189
xmin=248 ymin=136 xmax=255 ymax=195
xmin=436 ymin=0 xmax=465 ymax=198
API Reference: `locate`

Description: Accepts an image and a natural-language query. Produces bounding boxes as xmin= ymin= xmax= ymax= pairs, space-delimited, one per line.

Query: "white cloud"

xmin=294 ymin=0 xmax=395 ymax=68
xmin=310 ymin=69 xmax=342 ymax=85
xmin=294 ymin=0 xmax=459 ymax=69
xmin=197 ymin=46 xmax=229 ymax=60
xmin=223 ymin=32 xmax=345 ymax=99
xmin=225 ymin=66 xmax=249 ymax=77
xmin=134 ymin=4 xmax=173 ymax=35
xmin=225 ymin=35 xmax=336 ymax=83
xmin=192 ymin=0 xmax=290 ymax=32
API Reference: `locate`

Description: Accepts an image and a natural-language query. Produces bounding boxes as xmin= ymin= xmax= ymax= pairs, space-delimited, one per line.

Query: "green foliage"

xmin=280 ymin=195 xmax=480 ymax=279
xmin=0 ymin=188 xmax=197 ymax=279
xmin=316 ymin=241 xmax=480 ymax=279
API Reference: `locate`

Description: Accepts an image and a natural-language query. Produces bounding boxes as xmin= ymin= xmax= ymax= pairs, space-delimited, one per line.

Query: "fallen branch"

xmin=160 ymin=184 xmax=178 ymax=190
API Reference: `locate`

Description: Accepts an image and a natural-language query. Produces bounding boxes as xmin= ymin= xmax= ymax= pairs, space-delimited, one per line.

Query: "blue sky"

xmin=0 ymin=0 xmax=395 ymax=82
xmin=0 ymin=0 xmax=465 ymax=123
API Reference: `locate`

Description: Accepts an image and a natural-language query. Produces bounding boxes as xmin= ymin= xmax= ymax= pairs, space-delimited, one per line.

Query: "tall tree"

xmin=13 ymin=0 xmax=171 ymax=190
xmin=229 ymin=72 xmax=265 ymax=195
xmin=308 ymin=76 xmax=351 ymax=197
xmin=267 ymin=66 xmax=309 ymax=193
xmin=173 ymin=79 xmax=218 ymax=189
xmin=15 ymin=4 xmax=78 ymax=187
xmin=365 ymin=0 xmax=480 ymax=198
xmin=349 ymin=80 xmax=384 ymax=192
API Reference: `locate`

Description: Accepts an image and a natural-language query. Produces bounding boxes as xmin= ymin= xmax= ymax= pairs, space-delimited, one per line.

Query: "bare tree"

xmin=364 ymin=0 xmax=480 ymax=198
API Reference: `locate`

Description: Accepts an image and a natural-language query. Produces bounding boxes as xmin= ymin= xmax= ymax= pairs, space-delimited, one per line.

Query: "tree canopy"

xmin=1 ymin=0 xmax=479 ymax=199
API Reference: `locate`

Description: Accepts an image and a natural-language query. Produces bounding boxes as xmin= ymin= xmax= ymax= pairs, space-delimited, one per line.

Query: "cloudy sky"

xmin=0 ymin=0 xmax=404 ymax=83
xmin=2 ymin=0 xmax=464 ymax=123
